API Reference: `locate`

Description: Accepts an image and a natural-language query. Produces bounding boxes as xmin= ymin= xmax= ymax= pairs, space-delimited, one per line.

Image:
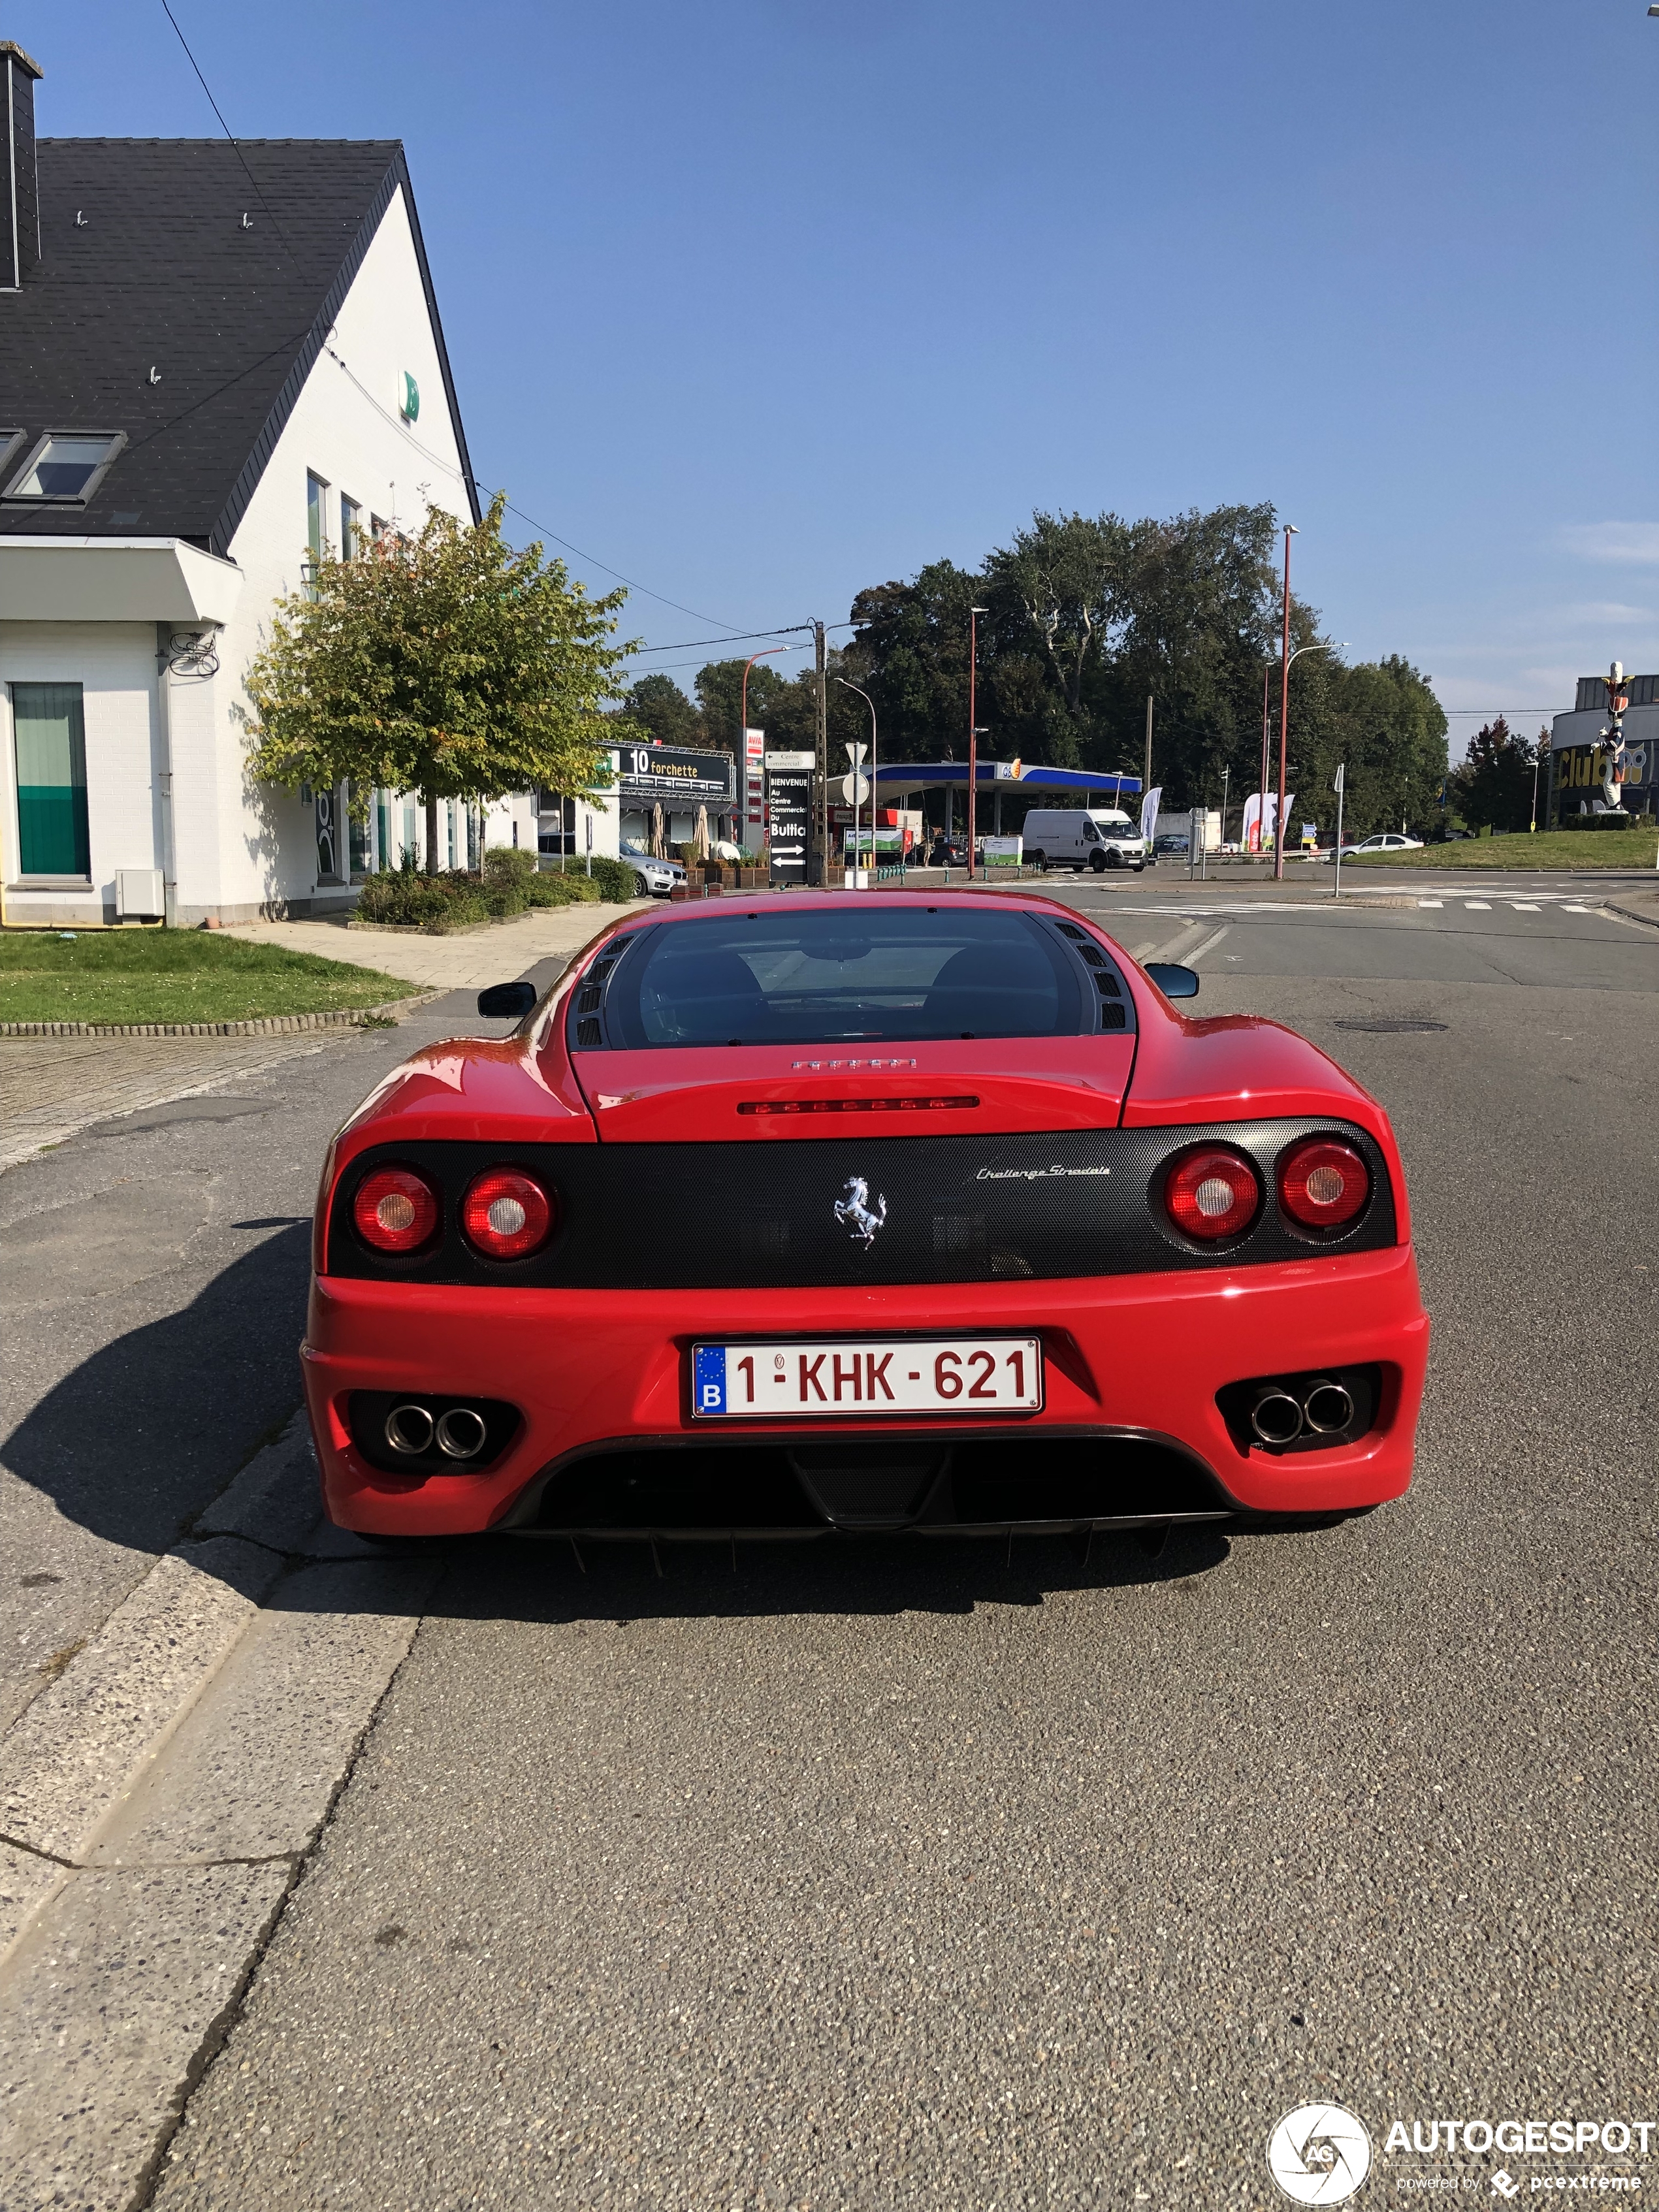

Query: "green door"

xmin=13 ymin=683 xmax=90 ymax=876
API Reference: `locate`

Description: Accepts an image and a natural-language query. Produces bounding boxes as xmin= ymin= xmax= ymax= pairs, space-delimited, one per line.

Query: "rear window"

xmin=593 ymin=906 xmax=1092 ymax=1050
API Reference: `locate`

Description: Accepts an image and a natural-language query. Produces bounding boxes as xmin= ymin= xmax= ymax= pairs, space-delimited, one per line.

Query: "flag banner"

xmin=1242 ymin=792 xmax=1263 ymax=852
xmin=1139 ymin=786 xmax=1163 ymax=842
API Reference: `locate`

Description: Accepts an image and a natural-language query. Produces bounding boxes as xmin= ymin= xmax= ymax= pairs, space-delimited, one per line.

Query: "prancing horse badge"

xmin=834 ymin=1175 xmax=888 ymax=1247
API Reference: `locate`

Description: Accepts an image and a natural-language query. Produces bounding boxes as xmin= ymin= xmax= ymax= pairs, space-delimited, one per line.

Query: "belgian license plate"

xmin=692 ymin=1337 xmax=1042 ymax=1419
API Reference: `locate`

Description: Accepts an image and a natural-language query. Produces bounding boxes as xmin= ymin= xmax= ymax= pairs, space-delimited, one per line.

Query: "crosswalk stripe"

xmin=1464 ymin=901 xmax=1490 ymax=910
xmin=1417 ymin=899 xmax=1443 ymax=908
xmin=1564 ymin=904 xmax=1594 ymax=914
xmin=1510 ymin=903 xmax=1539 ymax=911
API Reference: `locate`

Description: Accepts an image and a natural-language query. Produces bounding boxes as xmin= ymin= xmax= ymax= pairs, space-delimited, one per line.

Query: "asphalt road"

xmin=11 ymin=891 xmax=1658 ymax=2209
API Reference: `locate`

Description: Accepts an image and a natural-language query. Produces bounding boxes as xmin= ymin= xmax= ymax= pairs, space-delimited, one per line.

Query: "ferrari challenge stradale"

xmin=302 ymin=892 xmax=1429 ymax=1544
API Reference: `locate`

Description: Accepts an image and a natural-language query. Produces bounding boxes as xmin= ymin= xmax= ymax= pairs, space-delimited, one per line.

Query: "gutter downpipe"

xmin=154 ymin=624 xmax=179 ymax=927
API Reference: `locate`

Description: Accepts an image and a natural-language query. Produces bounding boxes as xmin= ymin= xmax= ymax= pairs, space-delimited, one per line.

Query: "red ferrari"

xmin=303 ymin=892 xmax=1428 ymax=1543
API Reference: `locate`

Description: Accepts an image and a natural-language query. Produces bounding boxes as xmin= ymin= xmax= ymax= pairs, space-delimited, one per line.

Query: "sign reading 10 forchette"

xmin=611 ymin=744 xmax=735 ymax=804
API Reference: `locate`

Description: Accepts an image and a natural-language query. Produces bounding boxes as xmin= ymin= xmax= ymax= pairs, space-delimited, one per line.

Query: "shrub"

xmin=523 ymin=872 xmax=599 ymax=906
xmin=590 ymin=854 xmax=638 ymax=903
xmin=357 ymin=869 xmax=489 ymax=929
xmin=483 ymin=844 xmax=539 ymax=885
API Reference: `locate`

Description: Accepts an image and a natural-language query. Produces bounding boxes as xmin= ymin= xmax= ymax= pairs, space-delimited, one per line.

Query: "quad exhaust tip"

xmin=1302 ymin=1378 xmax=1355 ymax=1435
xmin=385 ymin=1403 xmax=434 ymax=1455
xmin=1248 ymin=1377 xmax=1356 ymax=1445
xmin=436 ymin=1407 xmax=488 ymax=1460
xmin=384 ymin=1402 xmax=489 ymax=1459
xmin=1248 ymin=1387 xmax=1305 ymax=1445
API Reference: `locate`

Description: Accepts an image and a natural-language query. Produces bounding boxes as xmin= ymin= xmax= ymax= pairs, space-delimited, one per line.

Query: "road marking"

xmin=1510 ymin=902 xmax=1539 ymax=912
xmin=1183 ymin=925 xmax=1232 ymax=965
xmin=1127 ymin=940 xmax=1158 ymax=959
xmin=1417 ymin=899 xmax=1443 ymax=908
xmin=1564 ymin=904 xmax=1594 ymax=914
xmin=1146 ymin=919 xmax=1213 ymax=961
xmin=1464 ymin=901 xmax=1490 ymax=910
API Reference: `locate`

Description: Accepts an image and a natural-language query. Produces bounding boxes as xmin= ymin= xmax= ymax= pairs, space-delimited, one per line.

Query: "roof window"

xmin=4 ymin=432 xmax=126 ymax=503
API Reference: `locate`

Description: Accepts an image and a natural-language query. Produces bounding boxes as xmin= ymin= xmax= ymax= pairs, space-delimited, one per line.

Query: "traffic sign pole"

xmin=1333 ymin=762 xmax=1345 ymax=901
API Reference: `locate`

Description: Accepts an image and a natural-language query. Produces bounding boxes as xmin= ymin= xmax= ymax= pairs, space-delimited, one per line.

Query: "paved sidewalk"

xmin=0 ymin=1033 xmax=349 ymax=1175
xmin=0 ymin=900 xmax=643 ymax=1174
xmin=223 ymin=895 xmax=643 ymax=991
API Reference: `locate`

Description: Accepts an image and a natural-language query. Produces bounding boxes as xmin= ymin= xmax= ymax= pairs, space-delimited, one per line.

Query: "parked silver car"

xmin=619 ymin=839 xmax=686 ymax=897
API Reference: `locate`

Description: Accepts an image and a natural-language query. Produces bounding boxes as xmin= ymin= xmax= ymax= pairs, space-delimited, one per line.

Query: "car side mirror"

xmin=1143 ymin=962 xmax=1200 ymax=1000
xmin=477 ymin=980 xmax=538 ymax=1020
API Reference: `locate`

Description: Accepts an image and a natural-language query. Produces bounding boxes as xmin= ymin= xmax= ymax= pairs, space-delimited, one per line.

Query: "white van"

xmin=1020 ymin=808 xmax=1146 ymax=873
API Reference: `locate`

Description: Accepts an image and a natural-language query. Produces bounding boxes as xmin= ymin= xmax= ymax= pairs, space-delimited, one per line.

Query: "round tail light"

xmin=1278 ymin=1137 xmax=1370 ymax=1230
xmin=353 ymin=1166 xmax=440 ymax=1253
xmin=460 ymin=1168 xmax=554 ymax=1259
xmin=1164 ymin=1146 xmax=1261 ymax=1240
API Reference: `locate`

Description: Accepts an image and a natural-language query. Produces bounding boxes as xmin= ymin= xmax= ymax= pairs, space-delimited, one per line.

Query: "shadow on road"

xmin=431 ymin=1520 xmax=1237 ymax=1625
xmin=4 ymin=1223 xmax=315 ymax=1558
xmin=3 ymin=1222 xmax=1241 ymax=1617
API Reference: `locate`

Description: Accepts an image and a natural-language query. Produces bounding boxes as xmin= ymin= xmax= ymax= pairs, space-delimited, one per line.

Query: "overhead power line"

xmin=159 ymin=2 xmax=775 ymax=639
xmin=160 ymin=1 xmax=297 ymax=266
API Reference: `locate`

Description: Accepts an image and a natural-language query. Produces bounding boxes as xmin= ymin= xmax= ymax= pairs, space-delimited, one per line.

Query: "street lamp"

xmin=969 ymin=607 xmax=989 ymax=878
xmin=1272 ymin=638 xmax=1345 ymax=874
xmin=741 ymin=647 xmax=786 ymax=861
xmin=833 ymin=677 xmax=878 ymax=888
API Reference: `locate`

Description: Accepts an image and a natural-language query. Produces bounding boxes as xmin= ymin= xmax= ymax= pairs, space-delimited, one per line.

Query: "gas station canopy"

xmin=871 ymin=760 xmax=1142 ymax=800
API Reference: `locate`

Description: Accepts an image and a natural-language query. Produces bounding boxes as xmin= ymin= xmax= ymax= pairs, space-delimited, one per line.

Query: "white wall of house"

xmin=197 ymin=180 xmax=475 ymax=923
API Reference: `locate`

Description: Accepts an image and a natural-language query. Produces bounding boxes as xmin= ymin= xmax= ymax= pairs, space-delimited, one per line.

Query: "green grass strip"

xmin=0 ymin=929 xmax=419 ymax=1025
xmin=1347 ymin=828 xmax=1659 ymax=871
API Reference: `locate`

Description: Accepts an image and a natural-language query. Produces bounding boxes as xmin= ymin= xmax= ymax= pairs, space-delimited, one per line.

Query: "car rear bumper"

xmin=302 ymin=1246 xmax=1429 ymax=1535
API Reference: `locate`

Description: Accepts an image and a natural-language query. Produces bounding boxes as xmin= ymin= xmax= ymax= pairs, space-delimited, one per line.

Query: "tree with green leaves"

xmin=246 ymin=493 xmax=634 ymax=867
xmin=613 ymin=673 xmax=705 ymax=749
xmin=1450 ymin=716 xmax=1537 ymax=835
xmin=833 ymin=502 xmax=1447 ymax=834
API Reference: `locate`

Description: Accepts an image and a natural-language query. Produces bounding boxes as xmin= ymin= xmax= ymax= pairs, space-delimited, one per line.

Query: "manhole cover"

xmin=1332 ymin=1018 xmax=1449 ymax=1033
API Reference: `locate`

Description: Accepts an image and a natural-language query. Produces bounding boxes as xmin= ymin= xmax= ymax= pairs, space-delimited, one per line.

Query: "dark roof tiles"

xmin=0 ymin=138 xmax=475 ymax=551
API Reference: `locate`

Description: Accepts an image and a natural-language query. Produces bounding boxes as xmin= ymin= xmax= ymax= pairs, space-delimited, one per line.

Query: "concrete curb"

xmin=1605 ymin=895 xmax=1659 ymax=932
xmin=0 ymin=991 xmax=443 ymax=1038
xmin=0 ymin=1413 xmax=443 ymax=2209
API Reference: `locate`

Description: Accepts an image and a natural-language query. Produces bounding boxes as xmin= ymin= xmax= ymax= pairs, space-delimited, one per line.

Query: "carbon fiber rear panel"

xmin=327 ymin=1119 xmax=1396 ymax=1289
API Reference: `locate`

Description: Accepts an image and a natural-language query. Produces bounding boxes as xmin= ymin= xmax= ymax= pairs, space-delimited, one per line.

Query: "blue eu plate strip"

xmin=692 ymin=1343 xmax=727 ymax=1417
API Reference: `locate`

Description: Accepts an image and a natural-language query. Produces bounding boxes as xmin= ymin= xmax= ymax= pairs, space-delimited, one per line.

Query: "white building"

xmin=0 ymin=39 xmax=535 ymax=925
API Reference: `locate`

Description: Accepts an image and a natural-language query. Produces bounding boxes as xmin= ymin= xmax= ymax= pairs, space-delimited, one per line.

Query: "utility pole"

xmin=1144 ymin=695 xmax=1153 ymax=794
xmin=1276 ymin=524 xmax=1298 ymax=881
xmin=968 ymin=607 xmax=988 ymax=878
xmin=811 ymin=619 xmax=828 ymax=886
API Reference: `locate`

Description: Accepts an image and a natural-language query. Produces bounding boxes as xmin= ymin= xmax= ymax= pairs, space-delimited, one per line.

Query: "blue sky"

xmin=17 ymin=1 xmax=1659 ymax=747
